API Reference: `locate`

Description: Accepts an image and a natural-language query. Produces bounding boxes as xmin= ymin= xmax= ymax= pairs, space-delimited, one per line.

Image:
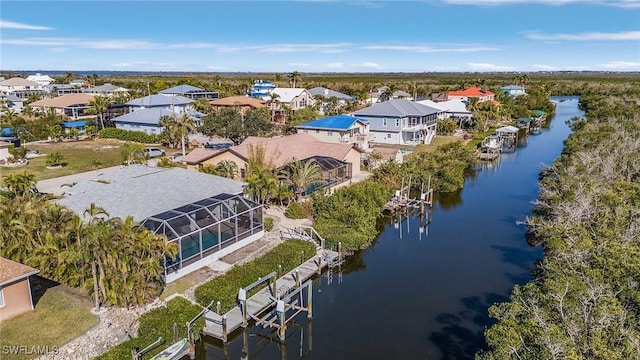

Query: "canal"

xmin=194 ymin=96 xmax=582 ymax=359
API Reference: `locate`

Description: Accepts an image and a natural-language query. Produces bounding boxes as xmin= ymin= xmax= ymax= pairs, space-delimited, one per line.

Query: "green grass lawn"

xmin=0 ymin=277 xmax=99 ymax=360
xmin=0 ymin=139 xmax=125 ymax=181
xmin=412 ymin=135 xmax=463 ymax=155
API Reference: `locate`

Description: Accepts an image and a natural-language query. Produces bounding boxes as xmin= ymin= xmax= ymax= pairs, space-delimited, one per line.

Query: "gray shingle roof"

xmin=83 ymin=83 xmax=128 ymax=93
xmin=308 ymin=87 xmax=354 ymax=101
xmin=159 ymin=85 xmax=205 ymax=94
xmin=112 ymin=108 xmax=202 ymax=125
xmin=56 ymin=165 xmax=246 ymax=222
xmin=126 ymin=94 xmax=194 ymax=107
xmin=353 ymin=99 xmax=441 ymax=117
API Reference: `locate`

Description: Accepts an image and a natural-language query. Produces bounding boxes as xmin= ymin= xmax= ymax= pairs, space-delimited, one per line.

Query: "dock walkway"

xmin=203 ymin=249 xmax=340 ymax=341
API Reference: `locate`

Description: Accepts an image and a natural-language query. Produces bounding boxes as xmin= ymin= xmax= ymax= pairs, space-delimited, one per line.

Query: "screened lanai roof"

xmin=304 ymin=156 xmax=348 ymax=171
xmin=141 ymin=193 xmax=259 ymax=240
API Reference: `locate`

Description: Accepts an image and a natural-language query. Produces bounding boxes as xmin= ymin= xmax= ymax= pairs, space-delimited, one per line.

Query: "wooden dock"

xmin=382 ymin=175 xmax=432 ymax=215
xmin=203 ymin=249 xmax=341 ymax=342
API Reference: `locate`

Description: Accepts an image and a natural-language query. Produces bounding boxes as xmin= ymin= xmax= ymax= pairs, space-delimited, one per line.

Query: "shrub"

xmin=98 ymin=128 xmax=158 ymax=143
xmin=45 ymin=151 xmax=65 ymax=166
xmin=264 ymin=217 xmax=274 ymax=231
xmin=8 ymin=145 xmax=26 ymax=160
xmin=285 ymin=202 xmax=313 ymax=219
xmin=96 ymin=297 xmax=203 ymax=360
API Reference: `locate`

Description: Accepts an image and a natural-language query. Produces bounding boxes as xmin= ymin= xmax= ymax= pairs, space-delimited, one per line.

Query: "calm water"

xmin=194 ymin=96 xmax=582 ymax=360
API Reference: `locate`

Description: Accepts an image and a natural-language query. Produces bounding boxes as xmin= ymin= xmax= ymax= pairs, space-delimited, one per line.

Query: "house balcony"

xmin=340 ymin=133 xmax=375 ymax=144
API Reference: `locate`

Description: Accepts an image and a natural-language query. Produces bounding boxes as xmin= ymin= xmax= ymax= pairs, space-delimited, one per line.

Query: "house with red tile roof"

xmin=0 ymin=257 xmax=39 ymax=321
xmin=210 ymin=96 xmax=266 ymax=114
xmin=447 ymin=87 xmax=495 ymax=103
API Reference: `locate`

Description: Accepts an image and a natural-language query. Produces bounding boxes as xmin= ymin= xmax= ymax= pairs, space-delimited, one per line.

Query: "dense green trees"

xmin=199 ymin=107 xmax=273 ymax=144
xmin=478 ymin=91 xmax=640 ymax=359
xmin=0 ymin=172 xmax=177 ymax=307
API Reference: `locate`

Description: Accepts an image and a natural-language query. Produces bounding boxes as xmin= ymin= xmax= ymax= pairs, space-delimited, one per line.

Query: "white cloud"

xmin=443 ymin=0 xmax=640 ymax=8
xmin=360 ymin=45 xmax=498 ymax=53
xmin=467 ymin=62 xmax=516 ymax=71
xmin=288 ymin=63 xmax=311 ymax=67
xmin=0 ymin=20 xmax=52 ymax=30
xmin=532 ymin=64 xmax=558 ymax=70
xmin=597 ymin=61 xmax=640 ymax=70
xmin=359 ymin=62 xmax=382 ymax=69
xmin=1 ymin=37 xmax=161 ymax=49
xmin=525 ymin=30 xmax=640 ymax=41
xmin=326 ymin=62 xmax=344 ymax=69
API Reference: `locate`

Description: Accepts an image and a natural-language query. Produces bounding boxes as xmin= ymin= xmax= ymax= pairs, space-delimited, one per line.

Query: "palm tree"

xmin=91 ymin=159 xmax=102 ymax=175
xmin=214 ymin=160 xmax=238 ymax=179
xmin=289 ymin=71 xmax=301 ymax=88
xmin=280 ymin=159 xmax=323 ymax=201
xmin=83 ymin=203 xmax=109 ymax=312
xmin=88 ymin=95 xmax=110 ymax=130
xmin=176 ymin=113 xmax=196 ymax=157
xmin=158 ymin=115 xmax=180 ymax=148
xmin=266 ymin=92 xmax=281 ymax=122
xmin=193 ymin=98 xmax=212 ymax=114
xmin=1 ymin=171 xmax=37 ymax=198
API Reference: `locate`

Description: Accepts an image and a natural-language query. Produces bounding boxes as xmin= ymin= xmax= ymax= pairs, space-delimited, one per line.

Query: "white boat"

xmin=149 ymin=338 xmax=189 ymax=360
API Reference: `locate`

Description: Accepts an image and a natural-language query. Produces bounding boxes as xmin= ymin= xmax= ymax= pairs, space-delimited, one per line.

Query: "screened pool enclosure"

xmin=141 ymin=193 xmax=263 ymax=276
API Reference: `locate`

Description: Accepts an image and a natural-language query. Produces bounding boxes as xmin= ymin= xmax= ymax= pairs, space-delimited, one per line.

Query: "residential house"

xmin=262 ymin=88 xmax=315 ymax=112
xmin=183 ymin=133 xmax=362 ymax=193
xmin=55 ymin=165 xmax=264 ymax=283
xmin=0 ymin=93 xmax=24 ymax=113
xmin=0 ymin=77 xmax=46 ymax=98
xmin=295 ymin=115 xmax=374 ymax=151
xmin=126 ymin=94 xmax=194 ymax=114
xmin=159 ymin=85 xmax=219 ymax=100
xmin=83 ymin=83 xmax=130 ymax=97
xmin=420 ymin=99 xmax=473 ymax=123
xmin=308 ymin=87 xmax=355 ymax=114
xmin=248 ymin=79 xmax=276 ymax=98
xmin=447 ymin=87 xmax=495 ymax=103
xmin=45 ymin=83 xmax=84 ymax=96
xmin=500 ymin=85 xmax=526 ymax=97
xmin=26 ymin=73 xmax=55 ymax=86
xmin=210 ymin=96 xmax=266 ymax=114
xmin=30 ymin=93 xmax=96 ymax=119
xmin=0 ymin=257 xmax=39 ymax=321
xmin=353 ymin=99 xmax=440 ymax=145
xmin=112 ymin=108 xmax=203 ymax=135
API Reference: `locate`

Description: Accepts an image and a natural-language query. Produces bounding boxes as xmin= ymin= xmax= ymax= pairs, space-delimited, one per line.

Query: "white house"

xmin=0 ymin=78 xmax=45 ymax=98
xmin=26 ymin=73 xmax=55 ymax=86
xmin=126 ymin=94 xmax=194 ymax=114
xmin=112 ymin=108 xmax=203 ymax=135
xmin=262 ymin=88 xmax=314 ymax=112
xmin=295 ymin=115 xmax=374 ymax=151
xmin=83 ymin=83 xmax=130 ymax=97
xmin=500 ymin=85 xmax=526 ymax=97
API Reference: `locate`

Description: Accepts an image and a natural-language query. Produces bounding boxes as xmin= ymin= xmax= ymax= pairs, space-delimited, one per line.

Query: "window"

xmin=383 ymin=118 xmax=387 ymax=126
xmin=395 ymin=119 xmax=400 ymax=127
xmin=387 ymin=133 xmax=392 ymax=139
xmin=0 ymin=286 xmax=4 ymax=307
xmin=328 ymin=130 xmax=333 ymax=136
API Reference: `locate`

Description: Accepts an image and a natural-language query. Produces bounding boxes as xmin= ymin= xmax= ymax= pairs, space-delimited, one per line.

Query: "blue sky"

xmin=1 ymin=0 xmax=639 ymax=72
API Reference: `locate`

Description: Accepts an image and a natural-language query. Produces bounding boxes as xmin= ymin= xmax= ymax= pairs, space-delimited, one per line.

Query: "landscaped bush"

xmin=284 ymin=201 xmax=313 ymax=219
xmin=46 ymin=151 xmax=66 ymax=167
xmin=312 ymin=180 xmax=392 ymax=251
xmin=98 ymin=128 xmax=158 ymax=144
xmin=264 ymin=217 xmax=274 ymax=231
xmin=97 ymin=297 xmax=203 ymax=360
xmin=194 ymin=240 xmax=316 ymax=312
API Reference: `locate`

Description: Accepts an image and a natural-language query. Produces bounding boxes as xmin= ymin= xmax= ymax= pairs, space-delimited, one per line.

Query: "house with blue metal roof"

xmin=353 ymin=99 xmax=441 ymax=145
xmin=159 ymin=85 xmax=219 ymax=100
xmin=295 ymin=114 xmax=374 ymax=151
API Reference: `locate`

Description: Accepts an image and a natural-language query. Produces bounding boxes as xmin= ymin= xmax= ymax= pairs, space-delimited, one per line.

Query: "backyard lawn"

xmin=412 ymin=135 xmax=464 ymax=155
xmin=0 ymin=277 xmax=99 ymax=360
xmin=0 ymin=139 xmax=125 ymax=181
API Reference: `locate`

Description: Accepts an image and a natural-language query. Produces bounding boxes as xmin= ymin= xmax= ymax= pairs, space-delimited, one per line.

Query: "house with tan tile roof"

xmin=30 ymin=93 xmax=96 ymax=119
xmin=184 ymin=133 xmax=362 ymax=193
xmin=0 ymin=77 xmax=46 ymax=98
xmin=210 ymin=96 xmax=265 ymax=114
xmin=0 ymin=257 xmax=39 ymax=321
